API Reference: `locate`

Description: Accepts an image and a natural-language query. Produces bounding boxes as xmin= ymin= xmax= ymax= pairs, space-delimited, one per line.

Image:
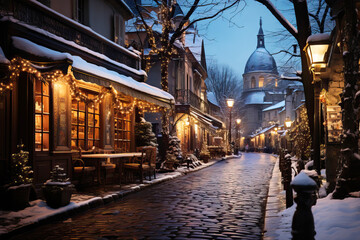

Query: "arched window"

xmin=251 ymin=77 xmax=256 ymax=88
xmin=259 ymin=76 xmax=264 ymax=88
xmin=259 ymin=76 xmax=264 ymax=87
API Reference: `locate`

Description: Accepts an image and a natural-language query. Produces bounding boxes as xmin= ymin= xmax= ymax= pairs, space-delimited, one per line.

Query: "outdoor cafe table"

xmin=81 ymin=152 xmax=143 ymax=184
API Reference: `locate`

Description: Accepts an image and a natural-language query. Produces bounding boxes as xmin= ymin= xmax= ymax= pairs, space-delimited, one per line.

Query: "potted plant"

xmin=5 ymin=143 xmax=33 ymax=210
xmin=42 ymin=165 xmax=74 ymax=208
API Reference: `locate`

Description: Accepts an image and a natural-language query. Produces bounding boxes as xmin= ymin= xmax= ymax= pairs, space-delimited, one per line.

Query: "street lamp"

xmin=285 ymin=117 xmax=292 ymax=129
xmin=236 ymin=118 xmax=241 ymax=153
xmin=304 ymin=33 xmax=330 ymax=174
xmin=226 ymin=98 xmax=235 ymax=152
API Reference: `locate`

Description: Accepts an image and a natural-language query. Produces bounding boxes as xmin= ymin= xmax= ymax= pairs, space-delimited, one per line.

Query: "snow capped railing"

xmin=5 ymin=0 xmax=139 ymax=70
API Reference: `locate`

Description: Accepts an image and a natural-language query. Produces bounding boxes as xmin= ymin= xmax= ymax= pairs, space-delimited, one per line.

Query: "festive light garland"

xmin=2 ymin=57 xmax=165 ymax=115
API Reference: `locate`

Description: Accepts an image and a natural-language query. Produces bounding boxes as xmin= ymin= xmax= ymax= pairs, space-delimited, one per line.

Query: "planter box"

xmin=42 ymin=182 xmax=74 ymax=208
xmin=6 ymin=184 xmax=32 ymax=210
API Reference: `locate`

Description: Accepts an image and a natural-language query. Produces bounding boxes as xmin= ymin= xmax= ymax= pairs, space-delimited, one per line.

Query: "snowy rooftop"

xmin=12 ymin=37 xmax=174 ymax=105
xmin=207 ymin=92 xmax=219 ymax=107
xmin=244 ymin=47 xmax=278 ymax=74
xmin=244 ymin=91 xmax=272 ymax=105
xmin=185 ymin=32 xmax=203 ymax=63
xmin=263 ymin=100 xmax=285 ymax=112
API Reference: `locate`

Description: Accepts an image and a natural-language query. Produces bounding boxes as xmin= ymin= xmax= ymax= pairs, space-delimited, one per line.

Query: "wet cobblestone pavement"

xmin=9 ymin=153 xmax=276 ymax=240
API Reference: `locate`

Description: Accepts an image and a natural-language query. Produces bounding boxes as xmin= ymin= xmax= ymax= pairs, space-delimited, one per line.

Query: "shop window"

xmin=35 ymin=79 xmax=50 ymax=151
xmin=71 ymin=93 xmax=100 ymax=150
xmin=114 ymin=111 xmax=131 ymax=152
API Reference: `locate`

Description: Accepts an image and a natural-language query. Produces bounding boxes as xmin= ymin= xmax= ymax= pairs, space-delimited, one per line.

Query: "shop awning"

xmin=250 ymin=124 xmax=277 ymax=138
xmin=11 ymin=37 xmax=174 ymax=108
xmin=190 ymin=110 xmax=223 ymax=130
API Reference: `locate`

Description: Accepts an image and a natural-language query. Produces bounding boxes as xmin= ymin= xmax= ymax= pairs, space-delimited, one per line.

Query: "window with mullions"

xmin=114 ymin=111 xmax=131 ymax=152
xmin=71 ymin=94 xmax=100 ymax=150
xmin=35 ymin=79 xmax=50 ymax=151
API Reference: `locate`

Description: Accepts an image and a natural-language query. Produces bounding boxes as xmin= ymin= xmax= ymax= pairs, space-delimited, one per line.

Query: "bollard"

xmin=283 ymin=153 xmax=293 ymax=208
xmin=291 ymin=172 xmax=317 ymax=240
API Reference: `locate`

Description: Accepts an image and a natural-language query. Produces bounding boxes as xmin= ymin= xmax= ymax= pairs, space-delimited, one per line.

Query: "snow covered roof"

xmin=185 ymin=33 xmax=202 ymax=63
xmin=0 ymin=47 xmax=10 ymax=64
xmin=244 ymin=47 xmax=278 ymax=74
xmin=250 ymin=124 xmax=277 ymax=137
xmin=12 ymin=37 xmax=174 ymax=107
xmin=2 ymin=16 xmax=143 ymax=77
xmin=207 ymin=92 xmax=219 ymax=107
xmin=244 ymin=91 xmax=272 ymax=105
xmin=263 ymin=100 xmax=285 ymax=112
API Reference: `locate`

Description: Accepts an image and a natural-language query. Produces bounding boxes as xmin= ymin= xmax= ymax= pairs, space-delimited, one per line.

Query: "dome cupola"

xmin=244 ymin=18 xmax=278 ymax=74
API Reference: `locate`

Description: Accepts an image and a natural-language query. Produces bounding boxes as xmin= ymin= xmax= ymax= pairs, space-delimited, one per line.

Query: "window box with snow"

xmin=42 ymin=165 xmax=74 ymax=209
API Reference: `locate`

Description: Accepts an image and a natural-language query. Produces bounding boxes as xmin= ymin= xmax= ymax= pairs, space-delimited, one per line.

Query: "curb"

xmin=263 ymin=157 xmax=286 ymax=240
xmin=1 ymin=155 xmax=240 ymax=239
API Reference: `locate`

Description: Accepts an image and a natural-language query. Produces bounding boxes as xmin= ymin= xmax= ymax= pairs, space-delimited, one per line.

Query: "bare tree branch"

xmin=255 ymin=0 xmax=298 ymax=39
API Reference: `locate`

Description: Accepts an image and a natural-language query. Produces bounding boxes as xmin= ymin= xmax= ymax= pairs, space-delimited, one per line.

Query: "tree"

xmin=126 ymin=0 xmax=243 ymax=160
xmin=205 ymin=62 xmax=242 ymax=118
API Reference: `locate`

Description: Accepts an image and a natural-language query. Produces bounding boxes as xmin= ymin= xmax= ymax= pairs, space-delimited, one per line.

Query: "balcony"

xmin=175 ymin=89 xmax=209 ymax=113
xmin=1 ymin=0 xmax=139 ymax=74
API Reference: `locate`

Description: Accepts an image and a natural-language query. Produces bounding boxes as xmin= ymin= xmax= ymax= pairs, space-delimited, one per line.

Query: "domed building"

xmin=240 ymin=18 xmax=284 ymax=149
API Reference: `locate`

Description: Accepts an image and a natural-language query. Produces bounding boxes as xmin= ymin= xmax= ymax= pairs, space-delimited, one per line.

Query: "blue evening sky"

xmin=196 ymin=0 xmax=297 ymax=77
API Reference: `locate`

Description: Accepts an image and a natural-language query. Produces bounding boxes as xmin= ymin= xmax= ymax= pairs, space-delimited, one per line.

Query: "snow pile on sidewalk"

xmin=276 ymin=193 xmax=360 ymax=240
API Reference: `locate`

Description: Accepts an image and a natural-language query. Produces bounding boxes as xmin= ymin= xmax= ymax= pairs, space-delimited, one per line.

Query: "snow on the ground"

xmin=276 ymin=193 xmax=360 ymax=240
xmin=0 ymin=157 xmax=229 ymax=236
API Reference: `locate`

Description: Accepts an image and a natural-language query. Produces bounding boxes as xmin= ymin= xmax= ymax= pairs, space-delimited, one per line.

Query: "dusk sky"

xmin=196 ymin=0 xmax=299 ymax=77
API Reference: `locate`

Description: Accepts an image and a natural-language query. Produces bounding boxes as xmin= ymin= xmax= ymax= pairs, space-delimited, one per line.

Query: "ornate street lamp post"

xmin=236 ymin=118 xmax=241 ymax=154
xmin=304 ymin=33 xmax=330 ymax=174
xmin=285 ymin=117 xmax=292 ymax=151
xmin=226 ymin=99 xmax=234 ymax=153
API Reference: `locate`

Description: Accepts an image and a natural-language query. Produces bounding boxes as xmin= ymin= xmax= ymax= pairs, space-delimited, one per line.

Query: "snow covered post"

xmin=291 ymin=171 xmax=318 ymax=240
xmin=284 ymin=153 xmax=293 ymax=208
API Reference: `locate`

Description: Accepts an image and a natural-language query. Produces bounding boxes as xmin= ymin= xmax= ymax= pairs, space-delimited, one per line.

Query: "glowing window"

xmin=259 ymin=76 xmax=264 ymax=88
xmin=35 ymin=79 xmax=50 ymax=151
xmin=114 ymin=110 xmax=131 ymax=152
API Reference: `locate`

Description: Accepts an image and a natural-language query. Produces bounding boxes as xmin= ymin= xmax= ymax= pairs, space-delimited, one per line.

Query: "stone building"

xmin=239 ymin=18 xmax=284 ymax=148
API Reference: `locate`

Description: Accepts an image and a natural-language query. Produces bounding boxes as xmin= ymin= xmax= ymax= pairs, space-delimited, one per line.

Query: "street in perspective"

xmin=7 ymin=154 xmax=276 ymax=240
xmin=1 ymin=0 xmax=360 ymax=240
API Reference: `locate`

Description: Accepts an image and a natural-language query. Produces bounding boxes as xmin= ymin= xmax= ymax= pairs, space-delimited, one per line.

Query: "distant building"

xmin=239 ymin=18 xmax=284 ymax=149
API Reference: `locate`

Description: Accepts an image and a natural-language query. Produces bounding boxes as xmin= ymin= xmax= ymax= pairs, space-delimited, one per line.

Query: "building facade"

xmin=0 ymin=0 xmax=173 ymax=185
xmin=239 ymin=18 xmax=283 ymax=149
xmin=125 ymin=1 xmax=223 ymax=155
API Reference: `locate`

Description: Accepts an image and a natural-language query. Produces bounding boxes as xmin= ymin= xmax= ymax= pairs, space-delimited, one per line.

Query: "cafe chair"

xmin=91 ymin=147 xmax=117 ymax=185
xmin=123 ymin=146 xmax=156 ymax=183
xmin=137 ymin=146 xmax=157 ymax=181
xmin=72 ymin=147 xmax=96 ymax=188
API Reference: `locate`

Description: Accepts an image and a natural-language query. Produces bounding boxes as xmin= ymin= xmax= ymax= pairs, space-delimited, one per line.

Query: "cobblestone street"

xmin=9 ymin=153 xmax=276 ymax=240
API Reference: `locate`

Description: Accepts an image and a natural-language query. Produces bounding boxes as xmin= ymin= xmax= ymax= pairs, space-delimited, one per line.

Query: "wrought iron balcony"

xmin=175 ymin=89 xmax=209 ymax=113
xmin=2 ymin=0 xmax=139 ymax=70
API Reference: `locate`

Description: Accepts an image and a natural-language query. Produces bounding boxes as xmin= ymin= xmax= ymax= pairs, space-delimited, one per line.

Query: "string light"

xmin=4 ymin=57 xmax=166 ymax=115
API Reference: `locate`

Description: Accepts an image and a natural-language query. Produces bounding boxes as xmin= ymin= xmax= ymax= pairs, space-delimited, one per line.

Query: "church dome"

xmin=244 ymin=47 xmax=278 ymax=74
xmin=244 ymin=18 xmax=278 ymax=75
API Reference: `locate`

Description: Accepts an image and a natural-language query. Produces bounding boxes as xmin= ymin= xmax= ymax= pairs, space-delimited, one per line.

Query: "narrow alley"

xmin=9 ymin=153 xmax=276 ymax=240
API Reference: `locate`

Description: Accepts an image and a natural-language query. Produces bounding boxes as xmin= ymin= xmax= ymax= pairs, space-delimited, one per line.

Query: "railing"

xmin=4 ymin=0 xmax=139 ymax=69
xmin=175 ymin=89 xmax=209 ymax=113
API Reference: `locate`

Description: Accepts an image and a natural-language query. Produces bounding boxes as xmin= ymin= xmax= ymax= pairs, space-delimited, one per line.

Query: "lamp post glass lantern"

xmin=304 ymin=33 xmax=330 ymax=174
xmin=226 ymin=99 xmax=235 ymax=153
xmin=304 ymin=33 xmax=330 ymax=79
xmin=285 ymin=117 xmax=292 ymax=129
